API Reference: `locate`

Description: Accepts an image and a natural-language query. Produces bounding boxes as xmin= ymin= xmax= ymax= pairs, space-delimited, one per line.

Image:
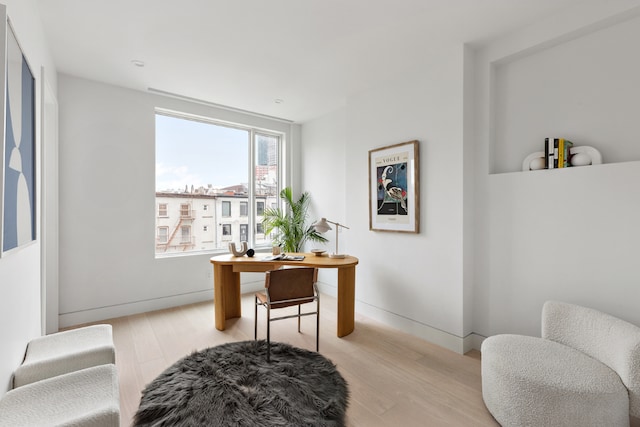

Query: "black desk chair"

xmin=254 ymin=267 xmax=319 ymax=361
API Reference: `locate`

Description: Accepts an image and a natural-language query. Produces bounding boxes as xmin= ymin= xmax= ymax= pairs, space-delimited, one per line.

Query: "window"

xmin=253 ymin=134 xmax=279 ymax=247
xmin=157 ymin=227 xmax=168 ymax=243
xmin=222 ymin=201 xmax=231 ymax=217
xmin=155 ymin=112 xmax=281 ymax=257
xmin=180 ymin=226 xmax=191 ymax=244
xmin=158 ymin=203 xmax=168 ymax=217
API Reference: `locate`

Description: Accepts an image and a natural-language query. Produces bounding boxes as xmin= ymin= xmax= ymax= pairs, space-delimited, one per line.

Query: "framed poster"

xmin=369 ymin=140 xmax=419 ymax=233
xmin=1 ymin=9 xmax=36 ymax=256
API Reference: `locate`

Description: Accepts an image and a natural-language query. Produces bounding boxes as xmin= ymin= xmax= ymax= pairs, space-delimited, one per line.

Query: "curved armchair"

xmin=482 ymin=301 xmax=640 ymax=426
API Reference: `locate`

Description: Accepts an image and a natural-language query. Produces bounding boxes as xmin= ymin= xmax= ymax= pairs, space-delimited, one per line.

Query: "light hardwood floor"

xmin=76 ymin=293 xmax=498 ymax=426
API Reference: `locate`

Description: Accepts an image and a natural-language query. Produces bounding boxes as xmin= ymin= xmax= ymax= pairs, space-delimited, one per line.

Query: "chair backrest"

xmin=542 ymin=300 xmax=640 ymax=417
xmin=265 ymin=267 xmax=318 ymax=309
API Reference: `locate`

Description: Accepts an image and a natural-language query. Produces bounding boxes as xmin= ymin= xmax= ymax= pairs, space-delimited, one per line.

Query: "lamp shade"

xmin=311 ymin=217 xmax=349 ymax=258
xmin=312 ymin=218 xmax=332 ymax=233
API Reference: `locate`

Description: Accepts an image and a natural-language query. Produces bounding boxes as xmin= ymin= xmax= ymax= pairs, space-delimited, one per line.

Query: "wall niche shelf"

xmin=489 ymin=12 xmax=640 ymax=175
xmin=522 ymin=146 xmax=602 ymax=171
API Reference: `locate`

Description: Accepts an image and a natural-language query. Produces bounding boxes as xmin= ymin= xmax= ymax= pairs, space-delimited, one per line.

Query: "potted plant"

xmin=262 ymin=187 xmax=328 ymax=253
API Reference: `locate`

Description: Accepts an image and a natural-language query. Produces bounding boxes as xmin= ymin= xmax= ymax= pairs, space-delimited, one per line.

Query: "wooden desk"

xmin=210 ymin=253 xmax=359 ymax=337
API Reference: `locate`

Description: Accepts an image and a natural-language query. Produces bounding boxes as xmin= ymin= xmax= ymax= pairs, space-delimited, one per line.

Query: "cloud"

xmin=156 ymin=163 xmax=202 ymax=191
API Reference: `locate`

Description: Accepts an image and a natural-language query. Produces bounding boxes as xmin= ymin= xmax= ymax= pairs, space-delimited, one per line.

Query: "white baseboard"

xmin=463 ymin=333 xmax=486 ymax=353
xmin=355 ymin=301 xmax=466 ymax=354
xmin=59 ymin=280 xmax=269 ymax=329
xmin=59 ymin=281 xmax=487 ymax=355
xmin=59 ymin=290 xmax=214 ymax=328
xmin=318 ymin=282 xmax=484 ymax=354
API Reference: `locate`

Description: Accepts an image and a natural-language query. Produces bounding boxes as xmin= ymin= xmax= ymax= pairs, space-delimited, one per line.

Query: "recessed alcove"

xmin=490 ymin=12 xmax=640 ymax=174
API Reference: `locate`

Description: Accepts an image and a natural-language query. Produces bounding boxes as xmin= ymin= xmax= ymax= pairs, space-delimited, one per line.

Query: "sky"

xmin=155 ymin=114 xmax=249 ymax=191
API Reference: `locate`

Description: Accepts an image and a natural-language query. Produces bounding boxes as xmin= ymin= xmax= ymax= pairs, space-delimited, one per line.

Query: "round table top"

xmin=210 ymin=252 xmax=358 ymax=268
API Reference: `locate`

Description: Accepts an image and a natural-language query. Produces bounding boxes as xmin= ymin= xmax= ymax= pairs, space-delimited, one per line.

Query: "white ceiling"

xmin=36 ymin=0 xmax=585 ymax=123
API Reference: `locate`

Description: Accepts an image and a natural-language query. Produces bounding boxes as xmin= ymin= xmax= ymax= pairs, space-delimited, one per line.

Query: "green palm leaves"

xmin=262 ymin=187 xmax=328 ymax=253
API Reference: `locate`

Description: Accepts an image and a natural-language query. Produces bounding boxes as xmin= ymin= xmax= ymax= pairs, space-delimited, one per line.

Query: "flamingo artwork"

xmin=378 ymin=165 xmax=407 ymax=213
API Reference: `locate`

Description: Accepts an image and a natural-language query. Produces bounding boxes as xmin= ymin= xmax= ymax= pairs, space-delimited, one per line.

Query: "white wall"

xmin=300 ymin=107 xmax=346 ymax=286
xmin=0 ymin=0 xmax=57 ymax=394
xmin=302 ymin=0 xmax=640 ymax=353
xmin=346 ymin=49 xmax=468 ymax=352
xmin=57 ymin=75 xmax=299 ymax=327
xmin=302 ymin=45 xmax=470 ymax=352
xmin=462 ymin=45 xmax=476 ymax=344
xmin=473 ymin=1 xmax=640 ymax=338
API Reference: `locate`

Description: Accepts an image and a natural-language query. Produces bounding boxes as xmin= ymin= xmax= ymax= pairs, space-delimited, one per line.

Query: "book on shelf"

xmin=545 ymin=137 xmax=555 ymax=169
xmin=544 ymin=137 xmax=573 ymax=168
xmin=558 ymin=138 xmax=574 ymax=168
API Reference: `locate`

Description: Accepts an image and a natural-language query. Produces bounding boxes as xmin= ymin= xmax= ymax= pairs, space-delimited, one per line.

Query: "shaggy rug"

xmin=133 ymin=340 xmax=349 ymax=426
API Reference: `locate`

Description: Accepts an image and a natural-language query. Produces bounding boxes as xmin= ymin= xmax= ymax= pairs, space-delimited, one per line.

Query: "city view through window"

xmin=155 ymin=113 xmax=280 ymax=256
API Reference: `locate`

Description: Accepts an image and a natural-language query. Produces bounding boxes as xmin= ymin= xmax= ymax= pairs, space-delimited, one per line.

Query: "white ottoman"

xmin=0 ymin=364 xmax=120 ymax=427
xmin=481 ymin=334 xmax=629 ymax=427
xmin=13 ymin=324 xmax=115 ymax=387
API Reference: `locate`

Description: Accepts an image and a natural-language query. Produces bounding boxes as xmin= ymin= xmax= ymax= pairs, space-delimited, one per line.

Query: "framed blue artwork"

xmin=1 ymin=11 xmax=36 ymax=256
xmin=368 ymin=140 xmax=420 ymax=233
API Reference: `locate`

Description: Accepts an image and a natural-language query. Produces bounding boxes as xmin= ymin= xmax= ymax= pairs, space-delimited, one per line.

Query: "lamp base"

xmin=329 ymin=253 xmax=346 ymax=259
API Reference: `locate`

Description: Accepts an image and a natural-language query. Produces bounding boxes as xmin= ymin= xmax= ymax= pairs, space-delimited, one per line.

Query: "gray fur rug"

xmin=133 ymin=340 xmax=349 ymax=426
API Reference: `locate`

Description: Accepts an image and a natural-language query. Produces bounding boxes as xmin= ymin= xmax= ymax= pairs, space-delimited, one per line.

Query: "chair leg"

xmin=316 ymin=299 xmax=320 ymax=352
xmin=267 ymin=307 xmax=271 ymax=362
xmin=254 ymin=296 xmax=258 ymax=341
xmin=298 ymin=305 xmax=301 ymax=333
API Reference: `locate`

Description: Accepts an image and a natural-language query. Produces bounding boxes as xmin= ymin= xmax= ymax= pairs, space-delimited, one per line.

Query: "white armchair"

xmin=481 ymin=301 xmax=640 ymax=426
xmin=0 ymin=325 xmax=120 ymax=426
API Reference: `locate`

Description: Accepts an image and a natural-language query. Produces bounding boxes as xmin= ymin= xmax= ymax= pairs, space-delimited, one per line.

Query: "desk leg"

xmin=213 ymin=264 xmax=242 ymax=331
xmin=336 ymin=266 xmax=356 ymax=337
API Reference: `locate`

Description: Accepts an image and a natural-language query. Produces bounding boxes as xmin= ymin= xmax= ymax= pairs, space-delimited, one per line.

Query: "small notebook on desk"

xmin=262 ymin=254 xmax=305 ymax=261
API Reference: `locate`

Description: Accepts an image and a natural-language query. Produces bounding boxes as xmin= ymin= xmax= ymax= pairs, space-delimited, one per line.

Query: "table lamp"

xmin=312 ymin=218 xmax=349 ymax=259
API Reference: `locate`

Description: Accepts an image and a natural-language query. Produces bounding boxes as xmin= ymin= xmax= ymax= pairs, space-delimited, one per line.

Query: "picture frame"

xmin=1 ymin=9 xmax=37 ymax=257
xmin=369 ymin=140 xmax=419 ymax=233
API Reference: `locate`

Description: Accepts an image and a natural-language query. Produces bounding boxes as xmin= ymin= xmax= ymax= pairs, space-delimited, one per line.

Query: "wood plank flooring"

xmin=72 ymin=293 xmax=498 ymax=426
